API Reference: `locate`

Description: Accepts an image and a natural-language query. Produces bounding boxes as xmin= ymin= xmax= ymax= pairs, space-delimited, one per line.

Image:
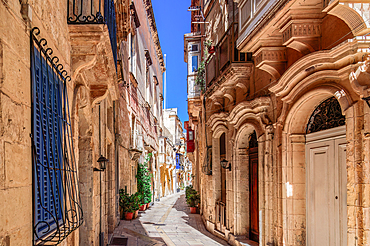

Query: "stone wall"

xmin=188 ymin=0 xmax=370 ymax=245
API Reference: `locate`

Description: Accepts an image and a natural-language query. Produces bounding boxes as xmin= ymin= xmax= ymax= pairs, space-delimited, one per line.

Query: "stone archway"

xmin=281 ymin=88 xmax=352 ymax=246
xmin=234 ymin=124 xmax=263 ymax=241
xmin=212 ymin=124 xmax=228 ymax=233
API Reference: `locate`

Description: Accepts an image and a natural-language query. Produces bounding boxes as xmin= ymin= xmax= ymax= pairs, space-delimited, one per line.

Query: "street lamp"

xmin=94 ymin=155 xmax=108 ymax=171
xmin=220 ymin=159 xmax=231 ymax=171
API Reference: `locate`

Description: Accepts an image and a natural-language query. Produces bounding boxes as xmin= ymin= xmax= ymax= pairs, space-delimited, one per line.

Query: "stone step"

xmin=111 ymin=227 xmax=165 ymax=246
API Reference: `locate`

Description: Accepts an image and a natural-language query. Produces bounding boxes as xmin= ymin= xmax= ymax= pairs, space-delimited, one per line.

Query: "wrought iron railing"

xmin=31 ymin=27 xmax=83 ymax=245
xmin=67 ymin=0 xmax=117 ymax=68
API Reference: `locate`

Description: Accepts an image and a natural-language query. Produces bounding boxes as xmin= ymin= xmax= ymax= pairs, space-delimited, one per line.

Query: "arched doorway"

xmin=249 ymin=131 xmax=259 ymax=242
xmin=216 ymin=132 xmax=227 ymax=232
xmin=305 ymin=97 xmax=347 ymax=246
xmin=234 ymin=125 xmax=262 ymax=241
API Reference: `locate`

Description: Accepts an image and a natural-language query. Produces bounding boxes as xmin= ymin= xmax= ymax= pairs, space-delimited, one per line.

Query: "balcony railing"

xmin=68 ymin=0 xmax=117 ymax=68
xmin=206 ymin=23 xmax=250 ymax=88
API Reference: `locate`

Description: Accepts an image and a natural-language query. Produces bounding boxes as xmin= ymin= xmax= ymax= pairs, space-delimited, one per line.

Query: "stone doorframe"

xmin=268 ymin=40 xmax=369 ymax=245
xmin=280 ymin=87 xmax=354 ymax=245
xmin=206 ymin=97 xmax=273 ymax=245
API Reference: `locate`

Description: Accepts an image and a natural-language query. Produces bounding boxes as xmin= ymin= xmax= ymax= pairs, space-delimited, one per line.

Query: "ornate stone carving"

xmin=254 ymin=47 xmax=287 ymax=79
xmin=69 ymin=24 xmax=118 ymax=107
xmin=280 ymin=20 xmax=321 ymax=55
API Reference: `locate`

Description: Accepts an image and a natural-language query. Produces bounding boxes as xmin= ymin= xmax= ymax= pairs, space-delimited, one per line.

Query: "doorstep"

xmin=234 ymin=237 xmax=258 ymax=246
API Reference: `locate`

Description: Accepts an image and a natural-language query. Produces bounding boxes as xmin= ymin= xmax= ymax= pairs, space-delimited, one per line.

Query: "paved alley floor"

xmin=112 ymin=191 xmax=230 ymax=246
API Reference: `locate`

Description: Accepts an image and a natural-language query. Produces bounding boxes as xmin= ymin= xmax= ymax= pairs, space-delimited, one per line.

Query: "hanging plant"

xmin=136 ymin=153 xmax=153 ymax=204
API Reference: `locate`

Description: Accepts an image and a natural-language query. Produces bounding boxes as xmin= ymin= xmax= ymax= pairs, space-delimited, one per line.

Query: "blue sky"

xmin=152 ymin=0 xmax=191 ymax=124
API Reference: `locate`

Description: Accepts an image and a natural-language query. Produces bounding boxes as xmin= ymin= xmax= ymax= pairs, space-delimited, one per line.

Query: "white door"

xmin=306 ymin=126 xmax=347 ymax=246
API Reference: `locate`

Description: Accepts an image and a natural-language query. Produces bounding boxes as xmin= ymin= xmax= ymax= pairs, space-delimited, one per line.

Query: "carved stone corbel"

xmin=350 ymin=54 xmax=370 ymax=98
xmin=69 ymin=24 xmax=118 ymax=108
xmin=254 ymin=47 xmax=287 ymax=80
xmin=280 ymin=20 xmax=321 ymax=55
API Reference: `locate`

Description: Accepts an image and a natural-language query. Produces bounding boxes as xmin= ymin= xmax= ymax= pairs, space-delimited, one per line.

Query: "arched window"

xmin=306 ymin=97 xmax=345 ymax=134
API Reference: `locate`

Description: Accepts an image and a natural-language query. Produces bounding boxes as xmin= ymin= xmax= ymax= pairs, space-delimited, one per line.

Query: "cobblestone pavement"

xmin=112 ymin=191 xmax=230 ymax=246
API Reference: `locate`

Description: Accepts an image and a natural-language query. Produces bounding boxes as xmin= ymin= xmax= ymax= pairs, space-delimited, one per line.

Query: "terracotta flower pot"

xmin=146 ymin=202 xmax=150 ymax=208
xmin=190 ymin=207 xmax=197 ymax=214
xmin=134 ymin=210 xmax=139 ymax=218
xmin=125 ymin=212 xmax=134 ymax=220
xmin=139 ymin=204 xmax=147 ymax=211
xmin=208 ymin=46 xmax=215 ymax=54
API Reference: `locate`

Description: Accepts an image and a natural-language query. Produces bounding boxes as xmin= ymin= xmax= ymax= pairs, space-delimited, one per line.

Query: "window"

xmin=192 ymin=56 xmax=198 ymax=72
xmin=31 ymin=27 xmax=82 ymax=244
xmin=241 ymin=0 xmax=252 ymax=26
xmin=191 ymin=44 xmax=198 ymax=51
xmin=189 ymin=131 xmax=194 ymax=141
xmin=130 ymin=34 xmax=136 ymax=74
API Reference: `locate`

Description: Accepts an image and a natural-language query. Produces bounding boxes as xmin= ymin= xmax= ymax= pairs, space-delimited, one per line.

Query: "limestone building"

xmin=0 ymin=0 xmax=164 ymax=245
xmin=159 ymin=108 xmax=187 ymax=196
xmin=186 ymin=0 xmax=370 ymax=245
xmin=118 ymin=0 xmax=165 ymax=205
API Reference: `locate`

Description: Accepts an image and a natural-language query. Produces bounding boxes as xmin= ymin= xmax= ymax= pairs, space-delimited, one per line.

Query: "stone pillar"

xmin=347 ymin=102 xmax=365 ymax=245
xmin=235 ymin=147 xmax=249 ymax=235
xmin=212 ymin=136 xmax=221 ymax=223
xmin=283 ymin=133 xmax=306 ymax=245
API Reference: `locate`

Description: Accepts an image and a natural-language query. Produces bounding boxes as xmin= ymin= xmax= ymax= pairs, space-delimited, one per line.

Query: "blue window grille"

xmin=31 ymin=27 xmax=83 ymax=245
xmin=192 ymin=56 xmax=198 ymax=72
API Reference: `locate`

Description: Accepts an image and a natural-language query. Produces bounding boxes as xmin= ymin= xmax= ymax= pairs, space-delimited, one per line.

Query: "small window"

xmin=191 ymin=44 xmax=198 ymax=51
xmin=192 ymin=56 xmax=198 ymax=72
xmin=189 ymin=131 xmax=194 ymax=141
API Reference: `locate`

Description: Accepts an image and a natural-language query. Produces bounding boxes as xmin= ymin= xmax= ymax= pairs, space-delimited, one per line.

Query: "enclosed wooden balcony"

xmin=205 ymin=23 xmax=253 ymax=97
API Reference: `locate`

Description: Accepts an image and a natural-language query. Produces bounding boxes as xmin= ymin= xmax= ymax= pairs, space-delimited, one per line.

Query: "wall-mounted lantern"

xmin=94 ymin=155 xmax=109 ymax=171
xmin=220 ymin=159 xmax=231 ymax=171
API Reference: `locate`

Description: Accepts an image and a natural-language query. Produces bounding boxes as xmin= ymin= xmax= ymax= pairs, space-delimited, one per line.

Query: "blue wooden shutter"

xmin=32 ymin=46 xmax=64 ymax=236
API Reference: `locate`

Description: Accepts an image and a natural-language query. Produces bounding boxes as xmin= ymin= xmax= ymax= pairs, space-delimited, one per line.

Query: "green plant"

xmin=195 ymin=40 xmax=213 ymax=91
xmin=136 ymin=153 xmax=153 ymax=204
xmin=186 ymin=190 xmax=200 ymax=208
xmin=185 ymin=185 xmax=194 ymax=199
xmin=185 ymin=185 xmax=200 ymax=207
xmin=119 ymin=190 xmax=141 ymax=213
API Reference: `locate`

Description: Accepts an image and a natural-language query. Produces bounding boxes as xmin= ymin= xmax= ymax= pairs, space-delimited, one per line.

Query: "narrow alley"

xmin=2 ymin=0 xmax=370 ymax=245
xmin=112 ymin=192 xmax=230 ymax=246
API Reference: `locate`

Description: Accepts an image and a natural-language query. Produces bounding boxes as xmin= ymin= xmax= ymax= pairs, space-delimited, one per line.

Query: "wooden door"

xmin=306 ymin=126 xmax=347 ymax=246
xmin=249 ymin=147 xmax=259 ymax=242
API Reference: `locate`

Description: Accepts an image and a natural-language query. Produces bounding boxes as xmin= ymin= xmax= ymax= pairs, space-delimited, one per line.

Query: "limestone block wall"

xmin=0 ymin=0 xmax=80 ymax=245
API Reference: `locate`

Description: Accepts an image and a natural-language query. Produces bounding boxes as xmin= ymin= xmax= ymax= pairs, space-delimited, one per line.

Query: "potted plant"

xmin=136 ymin=154 xmax=153 ymax=210
xmin=132 ymin=192 xmax=141 ymax=218
xmin=186 ymin=186 xmax=200 ymax=214
xmin=119 ymin=190 xmax=140 ymax=220
xmin=138 ymin=194 xmax=146 ymax=211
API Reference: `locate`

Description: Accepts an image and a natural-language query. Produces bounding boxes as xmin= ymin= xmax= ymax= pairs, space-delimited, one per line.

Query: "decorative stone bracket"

xmin=254 ymin=47 xmax=287 ymax=80
xmin=69 ymin=24 xmax=118 ymax=107
xmin=280 ymin=20 xmax=321 ymax=55
xmin=350 ymin=54 xmax=370 ymax=98
xmin=205 ymin=63 xmax=252 ymax=98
